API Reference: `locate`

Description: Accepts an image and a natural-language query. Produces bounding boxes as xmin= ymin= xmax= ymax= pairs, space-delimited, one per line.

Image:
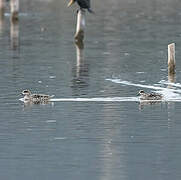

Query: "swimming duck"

xmin=21 ymin=90 xmax=54 ymax=103
xmin=138 ymin=90 xmax=163 ymax=100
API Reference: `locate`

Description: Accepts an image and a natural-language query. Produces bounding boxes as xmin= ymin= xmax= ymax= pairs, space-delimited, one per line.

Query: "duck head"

xmin=138 ymin=90 xmax=145 ymax=96
xmin=22 ymin=89 xmax=31 ymax=96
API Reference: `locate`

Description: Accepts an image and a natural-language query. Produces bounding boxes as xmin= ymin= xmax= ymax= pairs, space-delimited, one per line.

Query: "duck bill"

xmin=67 ymin=0 xmax=75 ymax=7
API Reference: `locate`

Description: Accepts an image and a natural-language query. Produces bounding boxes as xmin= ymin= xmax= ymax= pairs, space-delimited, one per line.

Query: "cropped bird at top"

xmin=68 ymin=0 xmax=94 ymax=13
xmin=21 ymin=90 xmax=54 ymax=104
xmin=138 ymin=90 xmax=163 ymax=101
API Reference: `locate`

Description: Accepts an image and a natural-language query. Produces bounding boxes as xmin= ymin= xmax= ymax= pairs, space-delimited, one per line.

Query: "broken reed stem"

xmin=168 ymin=43 xmax=175 ymax=75
xmin=10 ymin=0 xmax=19 ymax=22
xmin=74 ymin=9 xmax=86 ymax=42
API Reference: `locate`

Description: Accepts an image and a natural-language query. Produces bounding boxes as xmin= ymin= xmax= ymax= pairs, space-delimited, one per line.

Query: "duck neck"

xmin=24 ymin=94 xmax=31 ymax=100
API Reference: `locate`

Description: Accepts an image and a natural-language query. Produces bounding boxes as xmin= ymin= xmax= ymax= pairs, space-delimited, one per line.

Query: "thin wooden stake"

xmin=74 ymin=9 xmax=86 ymax=42
xmin=10 ymin=0 xmax=19 ymax=22
xmin=168 ymin=43 xmax=175 ymax=74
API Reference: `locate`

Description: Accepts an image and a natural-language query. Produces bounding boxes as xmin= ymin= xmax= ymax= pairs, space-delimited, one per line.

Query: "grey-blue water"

xmin=1 ymin=0 xmax=181 ymax=179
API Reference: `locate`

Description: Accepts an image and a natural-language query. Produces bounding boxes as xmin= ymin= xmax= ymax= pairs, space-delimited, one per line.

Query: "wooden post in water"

xmin=168 ymin=43 xmax=175 ymax=75
xmin=168 ymin=43 xmax=176 ymax=85
xmin=10 ymin=0 xmax=19 ymax=22
xmin=0 ymin=0 xmax=4 ymax=18
xmin=74 ymin=9 xmax=86 ymax=42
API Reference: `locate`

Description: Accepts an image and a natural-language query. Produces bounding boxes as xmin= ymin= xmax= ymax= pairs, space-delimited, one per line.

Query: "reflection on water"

xmin=0 ymin=18 xmax=4 ymax=34
xmin=71 ymin=41 xmax=90 ymax=96
xmin=168 ymin=73 xmax=175 ymax=84
xmin=10 ymin=20 xmax=19 ymax=50
xmin=0 ymin=0 xmax=5 ymax=19
xmin=138 ymin=100 xmax=162 ymax=110
xmin=21 ymin=101 xmax=54 ymax=111
xmin=0 ymin=0 xmax=181 ymax=179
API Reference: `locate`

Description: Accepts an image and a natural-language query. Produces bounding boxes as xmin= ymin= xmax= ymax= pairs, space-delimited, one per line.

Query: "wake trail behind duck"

xmin=106 ymin=78 xmax=181 ymax=101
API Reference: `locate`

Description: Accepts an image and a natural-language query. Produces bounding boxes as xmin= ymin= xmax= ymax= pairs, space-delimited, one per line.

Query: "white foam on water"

xmin=106 ymin=78 xmax=164 ymax=90
xmin=19 ymin=96 xmax=181 ymax=103
xmin=106 ymin=78 xmax=181 ymax=102
xmin=159 ymin=80 xmax=181 ymax=88
xmin=106 ymin=78 xmax=181 ymax=94
xmin=18 ymin=97 xmax=181 ymax=103
xmin=50 ymin=97 xmax=139 ymax=102
xmin=19 ymin=97 xmax=140 ymax=103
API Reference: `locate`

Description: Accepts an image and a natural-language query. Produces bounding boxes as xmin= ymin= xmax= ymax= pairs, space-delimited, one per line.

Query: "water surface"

xmin=1 ymin=0 xmax=181 ymax=179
